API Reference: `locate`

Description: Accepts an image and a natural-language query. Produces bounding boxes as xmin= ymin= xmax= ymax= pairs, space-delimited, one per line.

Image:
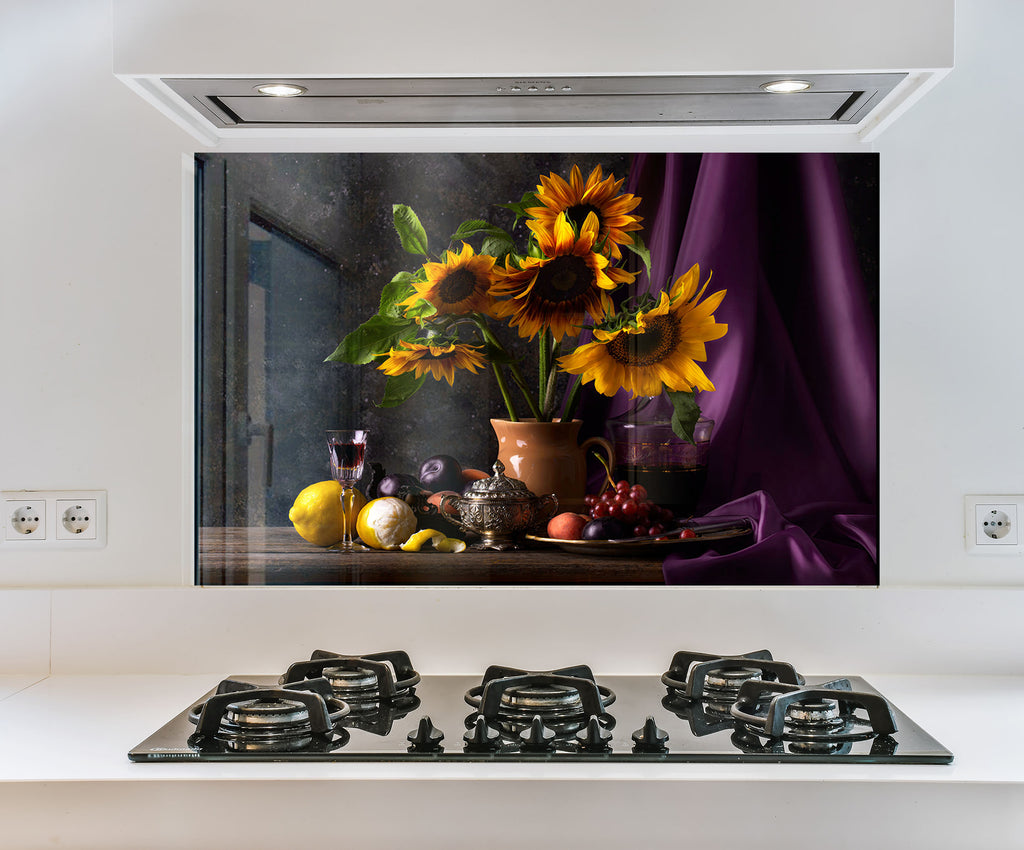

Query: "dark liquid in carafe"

xmin=615 ymin=464 xmax=707 ymax=518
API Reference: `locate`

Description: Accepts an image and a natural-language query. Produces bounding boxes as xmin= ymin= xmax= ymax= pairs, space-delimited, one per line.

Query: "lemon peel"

xmin=399 ymin=529 xmax=446 ymax=552
xmin=436 ymin=537 xmax=467 ymax=553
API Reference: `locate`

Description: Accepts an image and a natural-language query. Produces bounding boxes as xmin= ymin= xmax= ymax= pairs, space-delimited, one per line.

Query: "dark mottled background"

xmin=198 ymin=153 xmax=630 ymax=526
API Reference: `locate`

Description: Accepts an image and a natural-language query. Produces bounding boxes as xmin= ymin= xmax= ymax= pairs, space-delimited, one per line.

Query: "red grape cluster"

xmin=583 ymin=480 xmax=675 ymax=538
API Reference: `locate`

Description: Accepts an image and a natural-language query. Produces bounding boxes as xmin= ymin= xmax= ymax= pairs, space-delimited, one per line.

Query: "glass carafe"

xmin=608 ymin=395 xmax=713 ymax=518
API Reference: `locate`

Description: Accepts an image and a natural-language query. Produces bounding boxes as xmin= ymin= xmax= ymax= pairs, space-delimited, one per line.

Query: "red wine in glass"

xmin=329 ymin=441 xmax=365 ymax=486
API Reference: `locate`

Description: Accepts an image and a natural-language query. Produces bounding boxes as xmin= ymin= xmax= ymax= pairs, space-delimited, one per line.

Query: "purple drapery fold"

xmin=581 ymin=153 xmax=878 ymax=585
xmin=674 ymin=491 xmax=877 ymax=585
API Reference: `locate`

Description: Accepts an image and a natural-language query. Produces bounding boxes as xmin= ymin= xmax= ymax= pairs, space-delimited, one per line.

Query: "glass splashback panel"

xmin=196 ymin=152 xmax=878 ymax=587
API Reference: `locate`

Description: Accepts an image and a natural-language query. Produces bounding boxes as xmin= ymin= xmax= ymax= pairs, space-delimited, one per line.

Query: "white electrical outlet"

xmin=964 ymin=495 xmax=1024 ymax=556
xmin=56 ymin=499 xmax=98 ymax=540
xmin=0 ymin=490 xmax=106 ymax=549
xmin=4 ymin=499 xmax=47 ymax=541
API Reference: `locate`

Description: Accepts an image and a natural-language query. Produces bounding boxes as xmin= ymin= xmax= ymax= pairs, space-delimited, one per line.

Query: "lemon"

xmin=355 ymin=497 xmax=417 ymax=550
xmin=399 ymin=529 xmax=446 ymax=552
xmin=288 ymin=482 xmax=366 ymax=547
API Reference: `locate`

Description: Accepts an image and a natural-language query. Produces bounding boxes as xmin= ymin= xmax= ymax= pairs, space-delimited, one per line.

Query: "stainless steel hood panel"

xmin=114 ymin=1 xmax=952 ymax=142
xmin=165 ymin=74 xmax=904 ymax=129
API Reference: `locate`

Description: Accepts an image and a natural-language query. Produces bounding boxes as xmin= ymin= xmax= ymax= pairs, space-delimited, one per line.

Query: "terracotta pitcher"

xmin=490 ymin=418 xmax=614 ymax=515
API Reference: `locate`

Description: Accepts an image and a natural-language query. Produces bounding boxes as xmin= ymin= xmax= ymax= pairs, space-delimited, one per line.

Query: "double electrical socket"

xmin=1 ymin=490 xmax=107 ymax=549
xmin=964 ymin=495 xmax=1024 ymax=556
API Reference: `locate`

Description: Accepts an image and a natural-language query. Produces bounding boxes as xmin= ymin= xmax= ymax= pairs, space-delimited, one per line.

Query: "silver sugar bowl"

xmin=439 ymin=461 xmax=558 ymax=550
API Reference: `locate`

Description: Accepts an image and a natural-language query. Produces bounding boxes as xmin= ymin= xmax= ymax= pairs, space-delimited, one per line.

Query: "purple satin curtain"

xmin=580 ymin=153 xmax=878 ymax=585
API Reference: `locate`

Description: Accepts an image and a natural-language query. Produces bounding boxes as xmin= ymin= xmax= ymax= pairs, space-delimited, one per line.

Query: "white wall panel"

xmin=0 ymin=591 xmax=50 ymax=673
xmin=49 ymin=586 xmax=1024 ymax=675
xmin=0 ymin=0 xmax=1021 ymax=592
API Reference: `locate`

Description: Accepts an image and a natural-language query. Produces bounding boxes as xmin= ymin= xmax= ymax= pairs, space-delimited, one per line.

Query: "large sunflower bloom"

xmin=400 ymin=242 xmax=497 ymax=318
xmin=527 ymin=164 xmax=643 ymax=261
xmin=378 ymin=340 xmax=488 ymax=386
xmin=490 ymin=211 xmax=636 ymax=341
xmin=558 ymin=264 xmax=727 ymax=397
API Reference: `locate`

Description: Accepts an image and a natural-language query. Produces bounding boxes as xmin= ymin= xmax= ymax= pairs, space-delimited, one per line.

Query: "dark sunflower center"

xmin=565 ymin=203 xmax=604 ymax=233
xmin=438 ymin=268 xmax=479 ymax=304
xmin=606 ymin=316 xmax=679 ymax=366
xmin=534 ymin=256 xmax=595 ymax=302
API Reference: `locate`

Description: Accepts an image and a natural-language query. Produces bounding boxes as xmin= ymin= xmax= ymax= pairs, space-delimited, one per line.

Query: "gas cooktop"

xmin=128 ymin=649 xmax=953 ymax=764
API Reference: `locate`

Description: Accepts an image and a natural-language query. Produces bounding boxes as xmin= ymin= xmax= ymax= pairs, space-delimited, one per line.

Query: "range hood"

xmin=113 ymin=0 xmax=953 ymax=146
xmin=162 ymin=74 xmax=907 ymax=130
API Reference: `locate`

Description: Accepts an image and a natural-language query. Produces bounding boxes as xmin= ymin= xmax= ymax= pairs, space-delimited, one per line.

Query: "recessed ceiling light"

xmin=760 ymin=80 xmax=813 ymax=94
xmin=255 ymin=83 xmax=307 ymax=97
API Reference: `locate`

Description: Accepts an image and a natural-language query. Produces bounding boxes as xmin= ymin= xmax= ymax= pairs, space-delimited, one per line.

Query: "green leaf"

xmin=393 ymin=204 xmax=429 ymax=255
xmin=450 ymin=220 xmax=511 ymax=243
xmin=379 ymin=272 xmax=417 ymax=319
xmin=403 ymin=298 xmax=438 ymax=320
xmin=667 ymin=389 xmax=701 ymax=445
xmin=324 ymin=314 xmax=417 ymax=365
xmin=480 ymin=233 xmax=516 ymax=260
xmin=497 ymin=191 xmax=541 ymax=227
xmin=379 ymin=371 xmax=427 ymax=407
xmin=623 ymin=233 xmax=652 ymax=278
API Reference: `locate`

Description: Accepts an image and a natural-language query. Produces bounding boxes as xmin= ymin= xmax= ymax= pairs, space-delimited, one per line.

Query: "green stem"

xmin=474 ymin=316 xmax=542 ymax=420
xmin=491 ymin=363 xmax=517 ymax=421
xmin=507 ymin=363 xmax=543 ymax=419
xmin=542 ymin=366 xmax=559 ymax=419
xmin=538 ymin=332 xmax=550 ymax=418
xmin=561 ymin=374 xmax=583 ymax=422
xmin=544 ymin=340 xmax=562 ymax=420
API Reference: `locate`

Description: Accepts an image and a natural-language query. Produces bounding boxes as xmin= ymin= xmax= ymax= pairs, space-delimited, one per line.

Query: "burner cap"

xmin=500 ymin=682 xmax=583 ymax=715
xmin=465 ymin=666 xmax=615 ymax=731
xmin=281 ymin=650 xmax=420 ymax=703
xmin=661 ymin=650 xmax=804 ymax=702
xmin=188 ymin=679 xmax=351 ymax=750
xmin=224 ymin=697 xmax=310 ymax=730
xmin=730 ymin=678 xmax=898 ymax=743
xmin=323 ymin=665 xmax=380 ymax=694
xmin=703 ymin=666 xmax=764 ymax=694
xmin=785 ymin=698 xmax=844 ymax=731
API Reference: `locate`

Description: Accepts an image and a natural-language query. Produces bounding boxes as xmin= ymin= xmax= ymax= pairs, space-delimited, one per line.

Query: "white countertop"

xmin=0 ymin=672 xmax=1019 ymax=783
xmin=1 ymin=672 xmax=1022 ymax=848
xmin=0 ymin=675 xmax=46 ymax=702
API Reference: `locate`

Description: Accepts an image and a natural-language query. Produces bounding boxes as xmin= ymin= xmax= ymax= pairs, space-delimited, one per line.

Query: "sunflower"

xmin=490 ymin=211 xmax=636 ymax=341
xmin=377 ymin=340 xmax=488 ymax=386
xmin=558 ymin=264 xmax=727 ymax=397
xmin=527 ymin=164 xmax=643 ymax=261
xmin=400 ymin=242 xmax=497 ymax=317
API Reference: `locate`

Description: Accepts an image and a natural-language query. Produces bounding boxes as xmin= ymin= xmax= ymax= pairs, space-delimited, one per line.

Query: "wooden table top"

xmin=198 ymin=527 xmax=675 ymax=585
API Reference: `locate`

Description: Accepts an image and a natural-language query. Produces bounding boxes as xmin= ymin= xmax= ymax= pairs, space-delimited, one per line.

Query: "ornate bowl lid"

xmin=460 ymin=460 xmax=536 ymax=503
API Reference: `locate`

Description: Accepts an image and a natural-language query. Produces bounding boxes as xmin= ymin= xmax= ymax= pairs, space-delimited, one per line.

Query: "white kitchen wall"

xmin=0 ymin=590 xmax=49 ymax=672
xmin=0 ymin=0 xmax=1022 ymax=593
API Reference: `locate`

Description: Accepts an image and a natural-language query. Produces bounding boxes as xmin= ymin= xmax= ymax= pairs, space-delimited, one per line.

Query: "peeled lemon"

xmin=288 ymin=482 xmax=365 ymax=547
xmin=355 ymin=497 xmax=417 ymax=550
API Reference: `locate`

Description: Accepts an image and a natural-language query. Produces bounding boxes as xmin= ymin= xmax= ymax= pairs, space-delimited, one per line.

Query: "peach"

xmin=462 ymin=468 xmax=491 ymax=482
xmin=546 ymin=511 xmax=590 ymax=540
xmin=427 ymin=490 xmax=461 ymax=517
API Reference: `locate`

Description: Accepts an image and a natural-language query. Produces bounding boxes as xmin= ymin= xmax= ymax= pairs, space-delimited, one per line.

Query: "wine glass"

xmin=326 ymin=429 xmax=368 ymax=552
